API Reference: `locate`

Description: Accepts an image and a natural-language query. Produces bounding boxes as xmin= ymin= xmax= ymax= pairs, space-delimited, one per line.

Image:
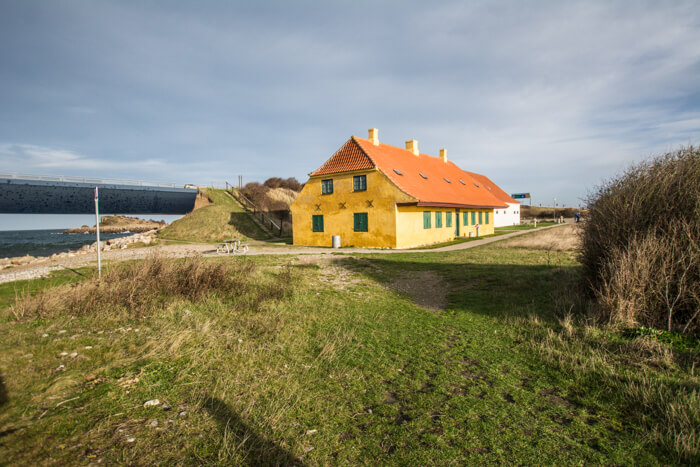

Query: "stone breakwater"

xmin=0 ymin=230 xmax=158 ymax=269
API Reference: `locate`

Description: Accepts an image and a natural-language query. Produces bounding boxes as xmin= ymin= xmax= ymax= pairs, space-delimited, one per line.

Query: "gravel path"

xmin=0 ymin=222 xmax=570 ymax=284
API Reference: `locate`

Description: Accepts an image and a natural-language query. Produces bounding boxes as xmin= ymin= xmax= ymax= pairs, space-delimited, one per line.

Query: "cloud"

xmin=0 ymin=144 xmax=165 ymax=173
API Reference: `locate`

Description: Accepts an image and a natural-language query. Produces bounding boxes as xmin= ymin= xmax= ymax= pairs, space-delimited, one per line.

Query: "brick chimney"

xmin=368 ymin=128 xmax=379 ymax=146
xmin=405 ymin=139 xmax=419 ymax=156
xmin=440 ymin=148 xmax=447 ymax=163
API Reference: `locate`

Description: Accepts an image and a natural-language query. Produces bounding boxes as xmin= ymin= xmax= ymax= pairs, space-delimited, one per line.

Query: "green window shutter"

xmin=312 ymin=215 xmax=324 ymax=232
xmin=436 ymin=211 xmax=442 ymax=228
xmin=423 ymin=211 xmax=431 ymax=229
xmin=485 ymin=212 xmax=490 ymax=224
xmin=479 ymin=212 xmax=483 ymax=224
xmin=471 ymin=212 xmax=476 ymax=225
xmin=354 ymin=213 xmax=368 ymax=232
xmin=463 ymin=212 xmax=468 ymax=226
xmin=353 ymin=175 xmax=367 ymax=191
xmin=446 ymin=212 xmax=452 ymax=227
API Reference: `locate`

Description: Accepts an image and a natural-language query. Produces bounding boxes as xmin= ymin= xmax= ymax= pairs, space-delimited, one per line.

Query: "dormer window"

xmin=419 ymin=173 xmax=428 ymax=179
xmin=393 ymin=169 xmax=403 ymax=176
xmin=459 ymin=179 xmax=466 ymax=185
xmin=474 ymin=183 xmax=480 ymax=187
xmin=444 ymin=178 xmax=451 ymax=183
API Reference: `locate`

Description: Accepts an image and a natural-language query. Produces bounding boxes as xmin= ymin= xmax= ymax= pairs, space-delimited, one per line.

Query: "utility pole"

xmin=95 ymin=187 xmax=101 ymax=279
xmin=553 ymin=197 xmax=556 ymax=222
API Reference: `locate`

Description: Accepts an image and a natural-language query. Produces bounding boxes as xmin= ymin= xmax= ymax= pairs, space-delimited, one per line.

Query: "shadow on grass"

xmin=203 ymin=396 xmax=303 ymax=466
xmin=338 ymin=255 xmax=582 ymax=324
xmin=229 ymin=212 xmax=272 ymax=241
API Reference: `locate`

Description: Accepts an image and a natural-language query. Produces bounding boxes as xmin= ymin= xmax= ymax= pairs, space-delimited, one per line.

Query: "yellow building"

xmin=290 ymin=129 xmax=509 ymax=248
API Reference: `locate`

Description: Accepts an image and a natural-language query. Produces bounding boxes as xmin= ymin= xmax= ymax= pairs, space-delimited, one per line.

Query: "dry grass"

xmin=266 ymin=188 xmax=297 ymax=208
xmin=9 ymin=254 xmax=293 ymax=321
xmin=498 ymin=224 xmax=581 ymax=251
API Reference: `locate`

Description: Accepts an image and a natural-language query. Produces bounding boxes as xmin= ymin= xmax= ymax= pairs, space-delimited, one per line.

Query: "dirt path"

xmin=0 ymin=222 xmax=572 ymax=284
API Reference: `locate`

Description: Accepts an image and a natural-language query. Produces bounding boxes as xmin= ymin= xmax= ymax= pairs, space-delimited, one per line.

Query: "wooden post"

xmin=94 ymin=187 xmax=101 ymax=279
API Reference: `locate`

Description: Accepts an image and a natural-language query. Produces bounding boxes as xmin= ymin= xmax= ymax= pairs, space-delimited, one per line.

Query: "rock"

xmin=84 ymin=346 xmax=93 ymax=349
xmin=306 ymin=429 xmax=317 ymax=435
xmin=60 ymin=352 xmax=68 ymax=356
xmin=126 ymin=437 xmax=135 ymax=443
xmin=178 ymin=410 xmax=187 ymax=418
xmin=149 ymin=420 xmax=159 ymax=427
xmin=143 ymin=399 xmax=160 ymax=408
xmin=69 ymin=352 xmax=78 ymax=358
xmin=161 ymin=402 xmax=171 ymax=411
xmin=58 ymin=330 xmax=67 ymax=334
xmin=42 ymin=333 xmax=49 ymax=338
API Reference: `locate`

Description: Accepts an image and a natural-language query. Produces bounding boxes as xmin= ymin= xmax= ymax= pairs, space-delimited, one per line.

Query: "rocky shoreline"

xmin=0 ymin=230 xmax=159 ymax=269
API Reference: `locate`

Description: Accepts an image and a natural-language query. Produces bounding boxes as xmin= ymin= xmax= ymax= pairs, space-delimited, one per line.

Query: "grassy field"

xmin=159 ymin=189 xmax=269 ymax=243
xmin=0 ymin=232 xmax=697 ymax=464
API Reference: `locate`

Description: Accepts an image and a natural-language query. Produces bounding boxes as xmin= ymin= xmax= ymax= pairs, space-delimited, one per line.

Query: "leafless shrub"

xmin=581 ymin=146 xmax=700 ymax=335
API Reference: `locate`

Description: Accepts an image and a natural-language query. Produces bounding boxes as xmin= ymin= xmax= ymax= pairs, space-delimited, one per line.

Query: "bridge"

xmin=0 ymin=174 xmax=197 ymax=214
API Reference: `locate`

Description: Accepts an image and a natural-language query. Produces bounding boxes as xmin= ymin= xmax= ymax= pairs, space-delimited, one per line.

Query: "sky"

xmin=1 ymin=0 xmax=699 ymax=229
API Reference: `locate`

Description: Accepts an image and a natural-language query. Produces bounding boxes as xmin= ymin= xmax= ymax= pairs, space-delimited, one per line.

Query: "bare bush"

xmin=581 ymin=146 xmax=700 ymax=334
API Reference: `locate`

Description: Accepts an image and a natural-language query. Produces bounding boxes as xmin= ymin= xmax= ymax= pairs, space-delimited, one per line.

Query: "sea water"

xmin=0 ymin=229 xmax=133 ymax=259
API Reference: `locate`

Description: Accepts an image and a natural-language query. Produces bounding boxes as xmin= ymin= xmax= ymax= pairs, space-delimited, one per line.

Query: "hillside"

xmin=158 ymin=188 xmax=269 ymax=242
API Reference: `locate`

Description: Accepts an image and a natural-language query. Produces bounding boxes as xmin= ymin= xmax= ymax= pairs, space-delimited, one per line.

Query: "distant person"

xmin=574 ymin=212 xmax=580 ymax=223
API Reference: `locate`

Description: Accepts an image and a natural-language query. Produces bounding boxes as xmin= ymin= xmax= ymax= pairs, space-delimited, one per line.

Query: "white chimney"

xmin=405 ymin=139 xmax=419 ymax=156
xmin=440 ymin=148 xmax=447 ymax=163
xmin=368 ymin=128 xmax=379 ymax=146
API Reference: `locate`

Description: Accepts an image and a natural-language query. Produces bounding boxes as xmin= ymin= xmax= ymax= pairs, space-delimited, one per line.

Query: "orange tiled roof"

xmin=466 ymin=171 xmax=519 ymax=204
xmin=310 ymin=136 xmax=508 ymax=209
xmin=310 ymin=138 xmax=374 ymax=176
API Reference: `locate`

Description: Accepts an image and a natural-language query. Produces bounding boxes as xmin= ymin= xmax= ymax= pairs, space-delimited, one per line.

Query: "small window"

xmin=459 ymin=179 xmax=466 ymax=185
xmin=463 ymin=212 xmax=469 ymax=226
xmin=478 ymin=212 xmax=483 ymax=224
xmin=321 ymin=179 xmax=333 ymax=195
xmin=435 ymin=211 xmax=442 ymax=228
xmin=393 ymin=169 xmax=403 ymax=176
xmin=485 ymin=212 xmax=490 ymax=224
xmin=446 ymin=211 xmax=452 ymax=228
xmin=353 ymin=175 xmax=367 ymax=192
xmin=312 ymin=215 xmax=324 ymax=232
xmin=444 ymin=178 xmax=451 ymax=183
xmin=423 ymin=211 xmax=431 ymax=229
xmin=419 ymin=173 xmax=428 ymax=179
xmin=471 ymin=212 xmax=476 ymax=225
xmin=474 ymin=183 xmax=480 ymax=188
xmin=354 ymin=212 xmax=368 ymax=232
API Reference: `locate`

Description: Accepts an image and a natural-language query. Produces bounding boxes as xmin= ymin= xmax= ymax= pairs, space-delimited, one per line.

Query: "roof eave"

xmin=397 ymin=201 xmax=508 ymax=209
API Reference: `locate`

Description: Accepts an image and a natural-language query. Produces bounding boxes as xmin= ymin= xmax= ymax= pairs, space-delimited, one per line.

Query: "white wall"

xmin=494 ymin=202 xmax=520 ymax=227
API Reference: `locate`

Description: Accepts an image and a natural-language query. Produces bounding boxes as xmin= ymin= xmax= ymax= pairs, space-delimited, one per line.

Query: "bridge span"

xmin=0 ymin=174 xmax=197 ymax=214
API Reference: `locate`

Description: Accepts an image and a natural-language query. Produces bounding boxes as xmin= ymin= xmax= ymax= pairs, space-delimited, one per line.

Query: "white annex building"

xmin=465 ymin=171 xmax=521 ymax=227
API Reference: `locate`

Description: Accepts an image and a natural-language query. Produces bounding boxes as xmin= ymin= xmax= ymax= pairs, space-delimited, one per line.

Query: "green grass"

xmin=0 ymin=245 xmax=697 ymax=464
xmin=412 ymin=231 xmax=510 ymax=249
xmin=159 ymin=188 xmax=269 ymax=243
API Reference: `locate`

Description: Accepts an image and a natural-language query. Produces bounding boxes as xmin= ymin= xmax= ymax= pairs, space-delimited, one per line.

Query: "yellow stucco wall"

xmin=394 ymin=207 xmax=495 ymax=249
xmin=290 ymin=169 xmax=415 ymax=248
xmin=456 ymin=209 xmax=495 ymax=239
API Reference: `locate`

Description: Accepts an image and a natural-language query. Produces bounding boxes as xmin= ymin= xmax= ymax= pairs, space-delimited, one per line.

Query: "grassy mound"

xmin=159 ymin=189 xmax=269 ymax=243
